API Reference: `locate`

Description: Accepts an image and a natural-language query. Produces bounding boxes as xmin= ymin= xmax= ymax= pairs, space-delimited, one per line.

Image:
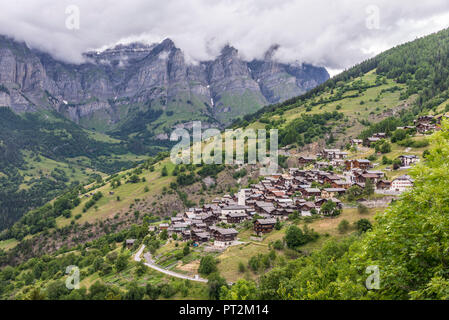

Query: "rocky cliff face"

xmin=0 ymin=35 xmax=329 ymax=136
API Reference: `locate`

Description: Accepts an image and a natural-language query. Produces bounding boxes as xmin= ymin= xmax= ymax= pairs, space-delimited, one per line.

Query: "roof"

xmin=255 ymin=201 xmax=275 ymax=207
xmin=393 ymin=175 xmax=414 ymax=182
xmin=256 ymin=218 xmax=277 ymax=225
xmin=323 ymin=188 xmax=346 ymax=192
xmin=304 ymin=188 xmax=321 ymax=193
xmin=212 ymin=227 xmax=238 ymax=235
xmin=194 ymin=232 xmax=210 ymax=238
xmin=355 ymin=159 xmax=371 ymax=163
xmin=302 ymin=202 xmax=315 ymax=207
xmin=399 ymin=155 xmax=418 ymax=158
xmin=361 ymin=174 xmax=379 ymax=179
xmin=333 ymin=180 xmax=349 ymax=185
xmin=172 ymin=223 xmax=189 ymax=228
xmin=227 ymin=212 xmax=247 ymax=218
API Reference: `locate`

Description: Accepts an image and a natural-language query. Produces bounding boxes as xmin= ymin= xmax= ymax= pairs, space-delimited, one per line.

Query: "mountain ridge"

xmin=0 ymin=35 xmax=329 ymax=136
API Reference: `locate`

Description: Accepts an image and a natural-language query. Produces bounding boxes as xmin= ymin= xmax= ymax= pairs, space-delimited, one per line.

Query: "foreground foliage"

xmin=222 ymin=122 xmax=449 ymax=300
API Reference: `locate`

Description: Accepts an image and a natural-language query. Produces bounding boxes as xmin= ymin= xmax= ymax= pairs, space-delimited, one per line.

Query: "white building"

xmin=390 ymin=175 xmax=414 ymax=192
xmin=399 ymin=155 xmax=419 ymax=167
xmin=221 ymin=205 xmax=248 ymax=216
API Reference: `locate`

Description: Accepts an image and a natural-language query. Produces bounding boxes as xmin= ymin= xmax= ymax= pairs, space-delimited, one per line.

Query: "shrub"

xmin=338 ymin=220 xmax=350 ymax=234
xmin=198 ymin=255 xmax=217 ymax=275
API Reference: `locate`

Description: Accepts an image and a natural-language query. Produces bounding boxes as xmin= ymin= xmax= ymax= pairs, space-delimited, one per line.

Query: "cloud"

xmin=0 ymin=0 xmax=448 ymax=71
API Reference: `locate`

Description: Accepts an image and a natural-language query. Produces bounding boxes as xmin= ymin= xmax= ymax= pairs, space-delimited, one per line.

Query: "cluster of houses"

xmin=145 ymin=144 xmax=418 ymax=248
xmin=141 ymin=115 xmax=440 ymax=248
xmin=414 ymin=116 xmax=439 ymax=134
xmin=410 ymin=114 xmax=449 ymax=134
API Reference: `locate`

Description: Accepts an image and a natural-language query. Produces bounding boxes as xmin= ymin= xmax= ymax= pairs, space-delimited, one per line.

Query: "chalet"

xmin=372 ymin=132 xmax=386 ymax=139
xmin=414 ymin=116 xmax=438 ymax=133
xmin=416 ymin=122 xmax=438 ymax=134
xmin=264 ymin=196 xmax=277 ymax=203
xmin=191 ymin=220 xmax=207 ymax=230
xmin=182 ymin=230 xmax=191 ymax=240
xmin=414 ymin=115 xmax=434 ymax=125
xmin=302 ymin=188 xmax=321 ymax=198
xmin=184 ymin=212 xmax=196 ymax=220
xmin=172 ymin=223 xmax=189 ymax=233
xmin=321 ymin=188 xmax=346 ymax=199
xmin=226 ymin=212 xmax=248 ymax=224
xmin=331 ymin=180 xmax=351 ymax=189
xmin=398 ymin=155 xmax=419 ymax=167
xmin=159 ymin=223 xmax=169 ymax=230
xmin=314 ymin=198 xmax=328 ymax=207
xmin=361 ymin=170 xmax=385 ymax=179
xmin=391 ymin=175 xmax=414 ymax=192
xmin=299 ymin=202 xmax=316 ymax=212
xmin=323 ymin=174 xmax=344 ymax=184
xmin=322 ymin=149 xmax=348 ymax=160
xmin=355 ymin=173 xmax=380 ymax=184
xmin=191 ymin=231 xmax=210 ymax=243
xmin=351 ymin=139 xmax=363 ymax=146
xmin=416 ymin=123 xmax=437 ymax=134
xmin=345 ymin=159 xmax=372 ymax=171
xmin=298 ymin=156 xmax=317 ymax=167
xmin=254 ymin=219 xmax=277 ymax=235
xmin=197 ymin=213 xmax=216 ymax=226
xmin=366 ymin=137 xmax=380 ymax=147
xmin=211 ymin=227 xmax=238 ymax=245
xmin=270 ymin=190 xmax=287 ymax=198
xmin=125 ymin=239 xmax=136 ymax=250
xmin=376 ymin=180 xmax=391 ymax=190
xmin=254 ymin=201 xmax=275 ymax=213
xmin=260 ymin=206 xmax=276 ymax=215
xmin=171 ymin=217 xmax=184 ymax=224
xmin=331 ymin=159 xmax=346 ymax=167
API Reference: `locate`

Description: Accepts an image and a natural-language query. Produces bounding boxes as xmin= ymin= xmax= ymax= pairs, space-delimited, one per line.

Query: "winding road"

xmin=133 ymin=245 xmax=208 ymax=283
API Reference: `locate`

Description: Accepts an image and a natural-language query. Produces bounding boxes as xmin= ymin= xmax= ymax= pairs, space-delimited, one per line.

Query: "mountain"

xmin=0 ymin=35 xmax=328 ymax=231
xmin=4 ymin=25 xmax=449 ymax=254
xmin=0 ymin=36 xmax=329 ymax=137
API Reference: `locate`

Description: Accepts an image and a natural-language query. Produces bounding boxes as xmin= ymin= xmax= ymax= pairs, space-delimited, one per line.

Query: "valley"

xmin=1 ymin=26 xmax=449 ymax=301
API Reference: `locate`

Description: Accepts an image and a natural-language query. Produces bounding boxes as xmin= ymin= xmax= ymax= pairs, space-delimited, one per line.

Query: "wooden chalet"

xmin=254 ymin=218 xmax=277 ymax=234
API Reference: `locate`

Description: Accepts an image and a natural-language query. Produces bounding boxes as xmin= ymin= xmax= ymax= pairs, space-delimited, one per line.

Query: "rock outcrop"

xmin=0 ymin=35 xmax=329 ymax=135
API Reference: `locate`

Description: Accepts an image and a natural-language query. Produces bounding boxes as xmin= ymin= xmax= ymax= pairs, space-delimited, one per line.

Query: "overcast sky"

xmin=1 ymin=0 xmax=449 ymax=76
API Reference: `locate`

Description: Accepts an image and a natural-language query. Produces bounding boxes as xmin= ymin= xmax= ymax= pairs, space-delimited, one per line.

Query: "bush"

xmin=198 ymin=255 xmax=217 ymax=275
xmin=358 ymin=203 xmax=369 ymax=214
xmin=356 ymin=219 xmax=373 ymax=234
xmin=338 ymin=220 xmax=350 ymax=234
xmin=284 ymin=225 xmax=319 ymax=249
xmin=238 ymin=262 xmax=246 ymax=273
xmin=272 ymin=239 xmax=284 ymax=250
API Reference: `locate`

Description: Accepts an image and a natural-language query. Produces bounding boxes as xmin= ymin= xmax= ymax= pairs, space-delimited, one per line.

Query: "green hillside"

xmin=0 ymin=108 xmax=149 ymax=231
xmin=220 ymin=122 xmax=449 ymax=300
